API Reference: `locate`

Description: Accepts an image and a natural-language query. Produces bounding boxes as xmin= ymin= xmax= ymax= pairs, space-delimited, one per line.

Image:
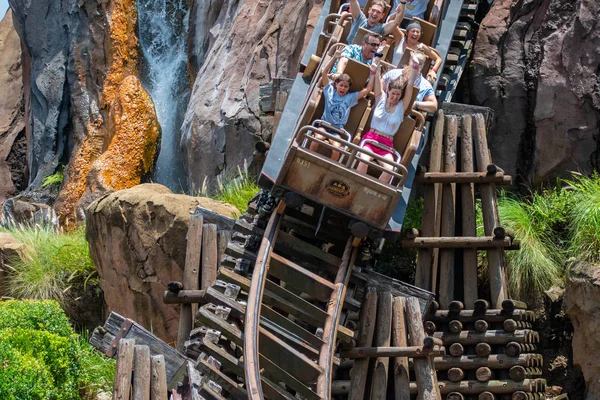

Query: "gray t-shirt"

xmin=322 ymin=82 xmax=360 ymax=129
xmin=347 ymin=10 xmax=385 ymax=44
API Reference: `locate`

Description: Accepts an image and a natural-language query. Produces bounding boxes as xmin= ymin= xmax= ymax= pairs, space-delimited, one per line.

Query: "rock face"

xmin=0 ymin=232 xmax=30 ymax=297
xmin=466 ymin=0 xmax=600 ymax=186
xmin=564 ymin=261 xmax=600 ymax=399
xmin=182 ymin=0 xmax=319 ymax=193
xmin=85 ymin=183 xmax=238 ymax=343
xmin=9 ymin=0 xmax=161 ymax=227
xmin=0 ymin=11 xmax=26 ymax=208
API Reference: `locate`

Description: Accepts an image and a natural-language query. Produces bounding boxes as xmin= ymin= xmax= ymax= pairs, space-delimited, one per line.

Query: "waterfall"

xmin=137 ymin=0 xmax=190 ymax=192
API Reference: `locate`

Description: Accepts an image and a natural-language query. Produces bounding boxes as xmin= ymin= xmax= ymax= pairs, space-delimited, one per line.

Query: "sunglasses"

xmin=366 ymin=42 xmax=380 ymax=47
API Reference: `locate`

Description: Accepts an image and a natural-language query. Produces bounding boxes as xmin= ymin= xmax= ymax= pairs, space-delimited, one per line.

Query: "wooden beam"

xmin=406 ymin=297 xmax=441 ymax=400
xmin=177 ymin=213 xmax=203 ymax=352
xmin=133 ymin=345 xmax=151 ymax=400
xmin=113 ymin=339 xmax=135 ymax=400
xmin=415 ymin=172 xmax=511 ymax=184
xmin=342 ymin=345 xmax=444 ymax=359
xmin=433 ymin=330 xmax=539 ymax=346
xmin=201 ymin=224 xmax=218 ymax=290
xmin=150 ymin=355 xmax=168 ymax=400
xmin=403 ymin=236 xmax=512 ymax=249
xmin=370 ymin=292 xmax=393 ymax=399
xmin=392 ymin=297 xmax=410 ymax=400
xmin=439 ymin=115 xmax=459 ymax=309
xmin=348 ymin=288 xmax=377 ymax=400
xmin=428 ymin=309 xmax=535 ymax=323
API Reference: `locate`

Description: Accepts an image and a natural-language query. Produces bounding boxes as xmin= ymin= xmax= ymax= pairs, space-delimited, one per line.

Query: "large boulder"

xmin=466 ymin=0 xmax=600 ymax=186
xmin=85 ymin=183 xmax=238 ymax=343
xmin=564 ymin=261 xmax=600 ymax=399
xmin=181 ymin=0 xmax=320 ymax=193
xmin=0 ymin=232 xmax=30 ymax=297
xmin=0 ymin=10 xmax=26 ymax=208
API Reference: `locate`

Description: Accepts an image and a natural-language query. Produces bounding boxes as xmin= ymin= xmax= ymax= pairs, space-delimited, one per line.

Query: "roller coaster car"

xmin=273 ymin=90 xmax=424 ymax=237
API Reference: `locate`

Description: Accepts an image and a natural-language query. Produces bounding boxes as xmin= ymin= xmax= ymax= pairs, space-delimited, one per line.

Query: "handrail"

xmin=295 ymin=125 xmax=409 ymax=186
xmin=243 ymin=208 xmax=284 ymax=400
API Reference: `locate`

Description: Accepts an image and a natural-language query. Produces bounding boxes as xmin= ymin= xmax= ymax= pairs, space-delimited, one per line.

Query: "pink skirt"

xmin=361 ymin=130 xmax=394 ymax=156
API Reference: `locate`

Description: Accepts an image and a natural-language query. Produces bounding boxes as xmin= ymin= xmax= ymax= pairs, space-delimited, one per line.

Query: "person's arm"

xmin=423 ymin=46 xmax=442 ymax=82
xmin=414 ymin=93 xmax=438 ymax=113
xmin=336 ymin=56 xmax=349 ymax=74
xmin=359 ymin=61 xmax=379 ymax=99
xmin=349 ymin=0 xmax=361 ymax=20
xmin=383 ymin=2 xmax=406 ymax=35
xmin=373 ymin=59 xmax=383 ymax=98
xmin=323 ymin=48 xmax=344 ymax=87
xmin=402 ymin=63 xmax=419 ymax=113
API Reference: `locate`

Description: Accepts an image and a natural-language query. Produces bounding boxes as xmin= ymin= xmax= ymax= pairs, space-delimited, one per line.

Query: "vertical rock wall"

xmin=466 ymin=0 xmax=600 ymax=186
xmin=0 ymin=11 xmax=26 ymax=207
xmin=182 ymin=0 xmax=320 ymax=193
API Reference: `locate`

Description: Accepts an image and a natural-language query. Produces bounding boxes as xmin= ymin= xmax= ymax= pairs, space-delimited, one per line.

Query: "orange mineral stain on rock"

xmin=54 ymin=0 xmax=160 ymax=228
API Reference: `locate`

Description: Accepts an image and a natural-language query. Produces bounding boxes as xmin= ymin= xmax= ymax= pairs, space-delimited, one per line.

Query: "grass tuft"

xmin=0 ymin=224 xmax=96 ymax=306
xmin=42 ymin=169 xmax=64 ymax=188
xmin=200 ymin=160 xmax=260 ymax=215
xmin=565 ymin=172 xmax=600 ymax=263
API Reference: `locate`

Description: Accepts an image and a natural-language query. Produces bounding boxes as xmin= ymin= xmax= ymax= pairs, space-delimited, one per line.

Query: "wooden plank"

xmin=439 ymin=115 xmax=458 ymax=309
xmin=433 ymin=330 xmax=539 ymax=345
xmin=402 ymin=236 xmax=511 ymax=248
xmin=392 ymin=297 xmax=410 ymax=400
xmin=201 ymin=224 xmax=218 ymax=289
xmin=415 ymin=110 xmax=445 ymax=290
xmin=219 ymin=267 xmax=353 ymax=342
xmin=460 ymin=115 xmax=478 ymax=308
xmin=406 ymin=297 xmax=441 ymax=400
xmin=348 ymin=288 xmax=377 ymax=400
xmin=177 ymin=214 xmax=203 ymax=352
xmin=434 ymin=354 xmax=539 ymax=370
xmin=217 ymin=229 xmax=232 ymax=266
xmin=370 ymin=291 xmax=393 ymax=399
xmin=199 ymin=339 xmax=298 ymax=400
xmin=150 ymin=355 xmax=168 ymax=400
xmin=113 ymin=339 xmax=135 ymax=400
xmin=472 ymin=114 xmax=506 ymax=307
xmin=195 ymin=358 xmax=246 ymax=400
xmin=91 ymin=313 xmax=187 ymax=385
xmin=415 ymin=172 xmax=511 ymax=184
xmin=268 ymin=253 xmax=335 ymax=301
xmin=408 ymin=379 xmax=541 ymax=395
xmin=342 ymin=345 xmax=444 ymax=358
xmin=133 ymin=345 xmax=151 ymax=400
xmin=428 ymin=309 xmax=535 ymax=323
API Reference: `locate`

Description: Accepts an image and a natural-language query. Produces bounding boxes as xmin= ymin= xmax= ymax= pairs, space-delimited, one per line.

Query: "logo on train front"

xmin=326 ymin=179 xmax=350 ymax=198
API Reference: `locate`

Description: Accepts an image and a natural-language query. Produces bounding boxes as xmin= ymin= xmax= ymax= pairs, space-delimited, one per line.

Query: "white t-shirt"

xmin=370 ymin=93 xmax=404 ymax=136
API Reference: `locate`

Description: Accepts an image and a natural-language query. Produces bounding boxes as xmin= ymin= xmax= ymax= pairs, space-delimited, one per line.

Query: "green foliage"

xmin=0 ymin=341 xmax=54 ymax=400
xmin=565 ymin=173 xmax=600 ymax=262
xmin=209 ymin=162 xmax=260 ymax=215
xmin=496 ymin=195 xmax=563 ymax=303
xmin=0 ymin=225 xmax=96 ymax=305
xmin=375 ymin=198 xmax=424 ymax=282
xmin=0 ymin=300 xmax=115 ymax=400
xmin=0 ymin=300 xmax=74 ymax=337
xmin=42 ymin=170 xmax=64 ymax=188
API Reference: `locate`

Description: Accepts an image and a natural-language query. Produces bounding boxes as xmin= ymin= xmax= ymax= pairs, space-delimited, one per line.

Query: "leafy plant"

xmin=0 ymin=300 xmax=115 ymax=400
xmin=42 ymin=169 xmax=64 ymax=188
xmin=208 ymin=161 xmax=260 ymax=215
xmin=1 ymin=225 xmax=96 ymax=306
xmin=565 ymin=172 xmax=600 ymax=262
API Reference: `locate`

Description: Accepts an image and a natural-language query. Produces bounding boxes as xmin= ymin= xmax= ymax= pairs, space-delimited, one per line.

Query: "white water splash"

xmin=137 ymin=0 xmax=190 ymax=192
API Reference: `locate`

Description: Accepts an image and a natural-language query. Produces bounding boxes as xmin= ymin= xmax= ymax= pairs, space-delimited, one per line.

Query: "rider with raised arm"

xmin=346 ymin=0 xmax=405 ymax=44
xmin=310 ymin=48 xmax=377 ymax=161
xmin=357 ymin=55 xmax=419 ymax=182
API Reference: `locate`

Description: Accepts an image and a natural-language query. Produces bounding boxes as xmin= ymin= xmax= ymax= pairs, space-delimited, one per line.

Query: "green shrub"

xmin=0 ymin=341 xmax=54 ymax=400
xmin=0 ymin=328 xmax=80 ymax=399
xmin=0 ymin=300 xmax=115 ymax=399
xmin=0 ymin=300 xmax=74 ymax=337
xmin=566 ymin=173 xmax=600 ymax=262
xmin=1 ymin=225 xmax=96 ymax=305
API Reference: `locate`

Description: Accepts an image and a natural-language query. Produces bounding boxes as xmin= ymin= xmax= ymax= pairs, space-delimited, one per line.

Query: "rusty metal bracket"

xmin=106 ymin=318 xmax=134 ymax=357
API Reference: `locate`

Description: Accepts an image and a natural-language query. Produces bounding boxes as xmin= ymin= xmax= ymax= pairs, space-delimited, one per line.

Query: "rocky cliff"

xmin=182 ymin=0 xmax=322 ymax=193
xmin=0 ymin=11 xmax=25 ymax=207
xmin=467 ymin=0 xmax=600 ymax=186
xmin=8 ymin=0 xmax=160 ymax=227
